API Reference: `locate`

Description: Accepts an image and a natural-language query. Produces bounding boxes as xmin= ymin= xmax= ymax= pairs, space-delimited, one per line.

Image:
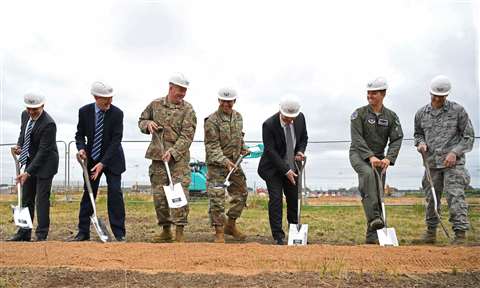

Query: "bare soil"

xmin=1 ymin=242 xmax=479 ymax=287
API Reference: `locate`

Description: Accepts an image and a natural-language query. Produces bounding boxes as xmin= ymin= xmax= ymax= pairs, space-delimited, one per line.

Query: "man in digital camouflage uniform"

xmin=414 ymin=75 xmax=474 ymax=244
xmin=204 ymin=87 xmax=249 ymax=243
xmin=138 ymin=73 xmax=197 ymax=242
xmin=349 ymin=77 xmax=404 ymax=244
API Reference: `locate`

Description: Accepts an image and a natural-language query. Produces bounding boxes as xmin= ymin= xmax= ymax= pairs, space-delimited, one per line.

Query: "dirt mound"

xmin=1 ymin=242 xmax=479 ymax=275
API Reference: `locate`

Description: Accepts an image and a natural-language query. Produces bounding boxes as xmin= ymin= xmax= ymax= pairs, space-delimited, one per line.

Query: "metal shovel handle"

xmin=294 ymin=157 xmax=306 ymax=226
xmin=421 ymin=151 xmax=439 ymax=213
xmin=76 ymin=153 xmax=98 ymax=217
xmin=373 ymin=167 xmax=387 ymax=228
xmin=420 ymin=151 xmax=451 ymax=239
xmin=10 ymin=147 xmax=22 ymax=208
xmin=163 ymin=161 xmax=175 ymax=188
xmin=225 ymin=154 xmax=245 ymax=183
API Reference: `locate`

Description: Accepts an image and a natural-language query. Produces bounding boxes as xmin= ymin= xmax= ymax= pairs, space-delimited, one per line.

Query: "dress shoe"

xmin=274 ymin=238 xmax=285 ymax=245
xmin=71 ymin=233 xmax=90 ymax=241
xmin=35 ymin=235 xmax=48 ymax=242
xmin=115 ymin=235 xmax=126 ymax=242
xmin=7 ymin=229 xmax=31 ymax=241
xmin=369 ymin=218 xmax=384 ymax=231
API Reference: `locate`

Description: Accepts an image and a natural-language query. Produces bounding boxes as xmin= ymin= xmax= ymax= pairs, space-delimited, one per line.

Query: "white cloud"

xmin=0 ymin=0 xmax=478 ymax=189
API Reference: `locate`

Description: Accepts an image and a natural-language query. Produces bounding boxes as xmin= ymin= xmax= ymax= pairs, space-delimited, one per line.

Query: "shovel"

xmin=163 ymin=161 xmax=188 ymax=208
xmin=223 ymin=154 xmax=245 ymax=188
xmin=76 ymin=154 xmax=109 ymax=242
xmin=373 ymin=167 xmax=399 ymax=246
xmin=288 ymin=158 xmax=308 ymax=246
xmin=421 ymin=151 xmax=451 ymax=240
xmin=10 ymin=147 xmax=33 ymax=229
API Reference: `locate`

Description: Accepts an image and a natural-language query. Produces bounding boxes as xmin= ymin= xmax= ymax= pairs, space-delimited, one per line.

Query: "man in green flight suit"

xmin=349 ymin=77 xmax=404 ymax=244
xmin=204 ymin=87 xmax=249 ymax=243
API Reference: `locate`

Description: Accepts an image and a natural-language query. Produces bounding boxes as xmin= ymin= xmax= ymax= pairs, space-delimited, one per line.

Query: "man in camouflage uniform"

xmin=138 ymin=73 xmax=197 ymax=242
xmin=414 ymin=75 xmax=475 ymax=244
xmin=204 ymin=87 xmax=249 ymax=243
xmin=349 ymin=77 xmax=403 ymax=244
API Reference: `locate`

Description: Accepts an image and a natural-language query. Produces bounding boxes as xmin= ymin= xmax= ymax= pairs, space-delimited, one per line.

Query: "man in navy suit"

xmin=8 ymin=92 xmax=59 ymax=241
xmin=73 ymin=81 xmax=126 ymax=241
xmin=257 ymin=96 xmax=308 ymax=245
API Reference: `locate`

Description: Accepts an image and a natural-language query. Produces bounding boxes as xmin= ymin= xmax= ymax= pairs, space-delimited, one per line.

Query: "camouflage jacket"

xmin=350 ymin=104 xmax=404 ymax=164
xmin=414 ymin=100 xmax=475 ymax=168
xmin=204 ymin=108 xmax=246 ymax=167
xmin=138 ymin=96 xmax=197 ymax=162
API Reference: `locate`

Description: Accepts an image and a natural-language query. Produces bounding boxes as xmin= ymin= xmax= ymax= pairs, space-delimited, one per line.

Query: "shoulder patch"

xmin=351 ymin=111 xmax=358 ymax=120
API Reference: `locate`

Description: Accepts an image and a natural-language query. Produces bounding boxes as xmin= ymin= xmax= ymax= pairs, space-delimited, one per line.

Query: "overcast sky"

xmin=0 ymin=0 xmax=478 ymax=190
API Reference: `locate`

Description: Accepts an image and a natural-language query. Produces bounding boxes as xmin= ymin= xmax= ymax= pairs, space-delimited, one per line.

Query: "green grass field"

xmin=1 ymin=192 xmax=479 ymax=245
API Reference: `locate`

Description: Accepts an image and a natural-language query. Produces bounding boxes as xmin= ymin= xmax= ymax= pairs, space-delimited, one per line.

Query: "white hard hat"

xmin=218 ymin=87 xmax=237 ymax=100
xmin=430 ymin=75 xmax=451 ymax=96
xmin=24 ymin=91 xmax=45 ymax=108
xmin=91 ymin=81 xmax=114 ymax=97
xmin=169 ymin=72 xmax=189 ymax=88
xmin=366 ymin=77 xmax=388 ymax=91
xmin=279 ymin=95 xmax=301 ymax=118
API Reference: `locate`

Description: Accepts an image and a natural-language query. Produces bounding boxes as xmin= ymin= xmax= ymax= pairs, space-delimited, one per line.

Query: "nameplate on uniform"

xmin=378 ymin=119 xmax=389 ymax=126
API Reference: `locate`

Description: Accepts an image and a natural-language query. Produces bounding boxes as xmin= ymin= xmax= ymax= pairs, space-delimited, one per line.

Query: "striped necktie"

xmin=91 ymin=110 xmax=105 ymax=161
xmin=285 ymin=124 xmax=295 ymax=170
xmin=19 ymin=120 xmax=35 ymax=166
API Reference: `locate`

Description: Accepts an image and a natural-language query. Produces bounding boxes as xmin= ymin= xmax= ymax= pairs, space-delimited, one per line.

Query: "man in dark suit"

xmin=8 ymin=92 xmax=59 ymax=241
xmin=73 ymin=81 xmax=126 ymax=242
xmin=258 ymin=96 xmax=308 ymax=245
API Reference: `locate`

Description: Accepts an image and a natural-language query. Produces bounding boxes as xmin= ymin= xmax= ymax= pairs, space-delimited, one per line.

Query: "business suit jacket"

xmin=75 ymin=103 xmax=126 ymax=174
xmin=17 ymin=110 xmax=59 ymax=177
xmin=258 ymin=112 xmax=308 ymax=180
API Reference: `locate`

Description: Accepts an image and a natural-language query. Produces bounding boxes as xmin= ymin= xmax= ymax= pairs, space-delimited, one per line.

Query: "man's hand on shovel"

xmin=12 ymin=145 xmax=21 ymax=155
xmin=295 ymin=151 xmax=305 ymax=161
xmin=16 ymin=172 xmax=30 ymax=185
xmin=225 ymin=159 xmax=236 ymax=172
xmin=147 ymin=120 xmax=160 ymax=134
xmin=417 ymin=143 xmax=428 ymax=153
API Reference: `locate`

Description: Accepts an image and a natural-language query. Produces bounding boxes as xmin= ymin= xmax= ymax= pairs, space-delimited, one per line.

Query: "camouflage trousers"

xmin=149 ymin=160 xmax=190 ymax=226
xmin=350 ymin=152 xmax=386 ymax=239
xmin=207 ymin=165 xmax=248 ymax=226
xmin=422 ymin=165 xmax=470 ymax=231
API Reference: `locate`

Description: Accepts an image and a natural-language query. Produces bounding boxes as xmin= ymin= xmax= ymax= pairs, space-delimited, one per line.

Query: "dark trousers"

xmin=22 ymin=174 xmax=53 ymax=237
xmin=266 ymin=173 xmax=298 ymax=240
xmin=78 ymin=166 xmax=126 ymax=238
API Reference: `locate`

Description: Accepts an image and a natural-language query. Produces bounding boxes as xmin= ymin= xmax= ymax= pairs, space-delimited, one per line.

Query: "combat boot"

xmin=214 ymin=225 xmax=225 ymax=243
xmin=224 ymin=217 xmax=246 ymax=241
xmin=153 ymin=225 xmax=173 ymax=243
xmin=412 ymin=227 xmax=436 ymax=244
xmin=175 ymin=225 xmax=185 ymax=243
xmin=451 ymin=230 xmax=466 ymax=245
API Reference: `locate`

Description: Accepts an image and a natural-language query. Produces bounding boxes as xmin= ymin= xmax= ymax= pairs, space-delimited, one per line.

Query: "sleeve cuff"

xmin=169 ymin=148 xmax=180 ymax=161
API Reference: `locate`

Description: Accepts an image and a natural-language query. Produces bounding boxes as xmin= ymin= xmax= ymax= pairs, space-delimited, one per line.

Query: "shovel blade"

xmin=90 ymin=216 xmax=109 ymax=243
xmin=12 ymin=205 xmax=33 ymax=229
xmin=287 ymin=223 xmax=308 ymax=246
xmin=376 ymin=227 xmax=399 ymax=246
xmin=163 ymin=183 xmax=188 ymax=208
